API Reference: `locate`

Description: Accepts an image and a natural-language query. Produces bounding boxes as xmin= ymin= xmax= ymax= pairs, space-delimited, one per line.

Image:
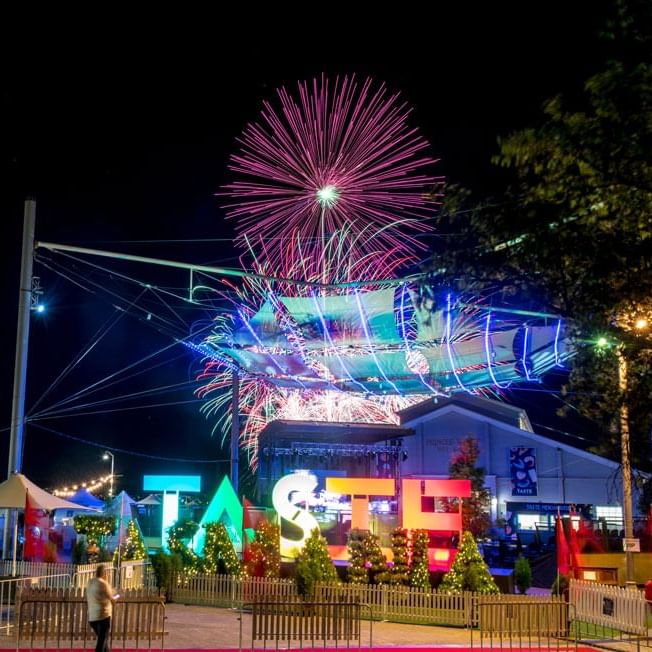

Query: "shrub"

xmin=514 ymin=556 xmax=532 ymax=594
xmin=294 ymin=528 xmax=338 ymax=597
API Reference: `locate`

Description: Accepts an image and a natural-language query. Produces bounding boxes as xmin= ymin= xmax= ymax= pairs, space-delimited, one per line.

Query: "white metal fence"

xmin=0 ymin=559 xmax=153 ymax=590
xmin=570 ymin=578 xmax=647 ymax=637
xmin=0 ymin=574 xmax=71 ymax=634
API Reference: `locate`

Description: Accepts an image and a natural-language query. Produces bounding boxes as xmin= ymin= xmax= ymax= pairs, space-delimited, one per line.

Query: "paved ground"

xmin=162 ymin=604 xmax=474 ymax=649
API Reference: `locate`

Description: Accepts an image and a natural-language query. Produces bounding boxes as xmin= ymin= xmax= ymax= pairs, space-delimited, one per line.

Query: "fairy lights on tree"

xmin=438 ymin=531 xmax=499 ymax=594
xmin=345 ymin=528 xmax=388 ymax=584
xmin=244 ymin=520 xmax=280 ymax=578
xmin=386 ymin=527 xmax=410 ymax=585
xmin=114 ymin=519 xmax=147 ymax=562
xmin=409 ymin=529 xmax=430 ymax=589
xmin=202 ymin=522 xmax=242 ymax=576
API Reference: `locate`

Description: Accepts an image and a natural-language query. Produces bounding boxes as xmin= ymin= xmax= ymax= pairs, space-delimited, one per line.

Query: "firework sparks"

xmin=222 ymin=75 xmax=442 ymax=285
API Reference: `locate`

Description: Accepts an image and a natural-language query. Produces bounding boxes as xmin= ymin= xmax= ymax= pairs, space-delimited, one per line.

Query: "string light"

xmin=53 ymin=474 xmax=113 ymax=497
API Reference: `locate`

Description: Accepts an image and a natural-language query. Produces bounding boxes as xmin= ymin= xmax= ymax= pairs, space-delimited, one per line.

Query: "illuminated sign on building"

xmin=273 ymin=473 xmax=471 ymax=559
xmin=143 ymin=475 xmax=201 ymax=552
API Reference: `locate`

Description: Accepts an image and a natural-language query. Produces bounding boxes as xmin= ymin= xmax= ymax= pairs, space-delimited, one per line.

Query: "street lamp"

xmin=600 ymin=310 xmax=651 ymax=587
xmin=102 ymin=452 xmax=115 ymax=498
xmin=616 ymin=345 xmax=636 ymax=587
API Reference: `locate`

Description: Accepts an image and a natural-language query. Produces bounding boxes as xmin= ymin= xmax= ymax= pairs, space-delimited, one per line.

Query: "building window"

xmin=517 ymin=514 xmax=547 ymax=530
xmin=595 ymin=506 xmax=623 ymax=530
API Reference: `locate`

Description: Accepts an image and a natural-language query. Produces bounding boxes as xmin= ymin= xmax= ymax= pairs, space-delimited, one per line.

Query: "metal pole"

xmin=617 ymin=347 xmax=635 ymax=586
xmin=35 ymin=240 xmax=419 ymax=289
xmin=8 ymin=199 xmax=36 ymax=474
xmin=4 ymin=199 xmax=36 ymax=559
xmin=110 ymin=454 xmax=114 ymax=498
xmin=230 ymin=371 xmax=240 ymax=495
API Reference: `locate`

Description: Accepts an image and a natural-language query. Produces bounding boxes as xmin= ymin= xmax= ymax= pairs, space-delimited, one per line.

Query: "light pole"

xmin=616 ymin=346 xmax=635 ymax=586
xmin=102 ymin=452 xmax=115 ymax=498
xmin=601 ymin=315 xmax=650 ymax=587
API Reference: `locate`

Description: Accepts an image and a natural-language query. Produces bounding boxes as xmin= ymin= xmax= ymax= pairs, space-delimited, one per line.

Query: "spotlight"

xmin=402 ymin=451 xmax=408 ymax=462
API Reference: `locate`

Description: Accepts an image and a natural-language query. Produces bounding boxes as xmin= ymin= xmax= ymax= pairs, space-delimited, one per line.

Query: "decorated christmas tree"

xmin=346 ymin=529 xmax=388 ymax=584
xmin=244 ymin=520 xmax=280 ymax=578
xmin=409 ymin=529 xmax=430 ymax=589
xmin=114 ymin=519 xmax=147 ymax=562
xmin=346 ymin=529 xmax=369 ymax=584
xmin=202 ymin=522 xmax=242 ymax=576
xmin=388 ymin=528 xmax=409 ymax=584
xmin=364 ymin=531 xmax=387 ymax=583
xmin=295 ymin=528 xmax=338 ymax=596
xmin=167 ymin=519 xmax=201 ymax=571
xmin=439 ymin=531 xmax=499 ymax=594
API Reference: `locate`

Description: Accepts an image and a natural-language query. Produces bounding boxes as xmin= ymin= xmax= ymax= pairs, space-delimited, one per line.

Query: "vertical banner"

xmin=24 ymin=492 xmax=49 ymax=561
xmin=509 ymin=447 xmax=538 ymax=496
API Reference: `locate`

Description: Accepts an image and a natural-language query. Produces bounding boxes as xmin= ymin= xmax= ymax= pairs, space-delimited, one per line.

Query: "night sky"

xmin=1 ymin=8 xmax=609 ymax=498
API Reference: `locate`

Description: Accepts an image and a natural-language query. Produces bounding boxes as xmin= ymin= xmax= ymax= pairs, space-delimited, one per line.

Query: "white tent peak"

xmin=137 ymin=494 xmax=161 ymax=506
xmin=0 ymin=473 xmax=97 ymax=511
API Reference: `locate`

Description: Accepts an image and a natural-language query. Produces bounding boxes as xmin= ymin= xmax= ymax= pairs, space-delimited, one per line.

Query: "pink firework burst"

xmin=222 ymin=76 xmax=442 ymax=284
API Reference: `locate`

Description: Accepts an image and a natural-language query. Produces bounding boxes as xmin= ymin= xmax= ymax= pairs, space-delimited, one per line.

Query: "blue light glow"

xmin=554 ymin=320 xmax=564 ymax=367
xmin=445 ymin=294 xmax=474 ymax=394
xmin=399 ymin=283 xmax=443 ymax=395
xmin=238 ymin=309 xmax=306 ymax=389
xmin=36 ymin=304 xmax=45 ymax=313
xmin=354 ymin=289 xmax=401 ymax=394
xmin=484 ymin=313 xmax=511 ymax=389
xmin=522 ymin=326 xmax=532 ymax=381
xmin=161 ymin=492 xmax=179 ymax=553
xmin=311 ymin=293 xmax=367 ymax=393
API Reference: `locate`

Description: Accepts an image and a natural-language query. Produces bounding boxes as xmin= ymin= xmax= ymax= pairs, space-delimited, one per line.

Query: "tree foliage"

xmin=73 ymin=514 xmax=115 ymax=541
xmin=245 ymin=520 xmax=280 ymax=578
xmin=167 ymin=519 xmax=200 ymax=571
xmin=202 ymin=522 xmax=242 ymax=576
xmin=448 ymin=437 xmax=491 ymax=537
xmin=295 ymin=528 xmax=338 ymax=597
xmin=433 ymin=7 xmax=652 ymax=469
xmin=408 ymin=529 xmax=430 ymax=589
xmin=114 ymin=519 xmax=147 ymax=561
xmin=346 ymin=529 xmax=387 ymax=584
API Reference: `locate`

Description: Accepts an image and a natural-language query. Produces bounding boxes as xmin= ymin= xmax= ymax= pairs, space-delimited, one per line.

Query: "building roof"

xmin=398 ymin=394 xmax=533 ymax=431
xmin=398 ymin=395 xmax=621 ymax=471
xmin=259 ymin=420 xmax=414 ymax=446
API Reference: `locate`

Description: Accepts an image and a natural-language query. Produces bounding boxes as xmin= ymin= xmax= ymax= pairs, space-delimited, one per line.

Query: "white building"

xmin=398 ymin=395 xmax=631 ymax=532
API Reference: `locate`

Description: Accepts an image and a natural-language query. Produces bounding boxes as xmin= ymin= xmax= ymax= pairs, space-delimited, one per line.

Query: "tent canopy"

xmin=69 ymin=487 xmax=105 ymax=509
xmin=107 ymin=490 xmax=136 ymax=518
xmin=136 ymin=494 xmax=161 ymax=506
xmin=0 ymin=474 xmax=96 ymax=511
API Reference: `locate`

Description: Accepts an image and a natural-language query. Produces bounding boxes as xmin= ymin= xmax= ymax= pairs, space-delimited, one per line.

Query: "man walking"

xmin=86 ymin=564 xmax=116 ymax=652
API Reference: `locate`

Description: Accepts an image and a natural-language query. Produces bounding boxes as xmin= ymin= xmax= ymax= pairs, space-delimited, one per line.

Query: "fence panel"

xmin=0 ymin=574 xmax=71 ymax=635
xmin=0 ymin=560 xmax=76 ymax=578
xmin=15 ymin=589 xmax=165 ymax=649
xmin=170 ymin=572 xmax=298 ymax=608
xmin=570 ymin=578 xmax=647 ymax=637
xmin=241 ymin=597 xmax=371 ymax=650
xmin=315 ymin=581 xmax=472 ymax=626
